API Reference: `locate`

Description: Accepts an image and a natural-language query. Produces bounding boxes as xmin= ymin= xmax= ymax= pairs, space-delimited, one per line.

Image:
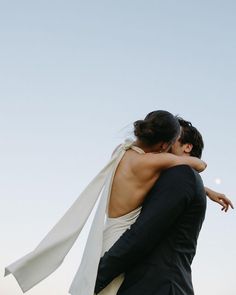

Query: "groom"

xmin=94 ymin=118 xmax=206 ymax=295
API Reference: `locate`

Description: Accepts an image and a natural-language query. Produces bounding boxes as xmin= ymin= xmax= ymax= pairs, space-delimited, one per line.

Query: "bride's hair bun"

xmin=133 ymin=110 xmax=180 ymax=145
xmin=134 ymin=120 xmax=156 ymax=139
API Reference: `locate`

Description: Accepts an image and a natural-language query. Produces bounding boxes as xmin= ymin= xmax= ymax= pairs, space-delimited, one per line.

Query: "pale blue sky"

xmin=0 ymin=1 xmax=235 ymax=294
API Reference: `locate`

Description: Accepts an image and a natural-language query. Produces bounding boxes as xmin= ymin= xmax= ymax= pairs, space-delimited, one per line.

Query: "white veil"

xmin=4 ymin=139 xmax=134 ymax=294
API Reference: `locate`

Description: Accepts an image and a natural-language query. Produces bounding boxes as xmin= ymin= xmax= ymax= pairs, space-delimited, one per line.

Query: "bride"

xmin=5 ymin=110 xmax=233 ymax=295
xmin=97 ymin=112 xmax=233 ymax=295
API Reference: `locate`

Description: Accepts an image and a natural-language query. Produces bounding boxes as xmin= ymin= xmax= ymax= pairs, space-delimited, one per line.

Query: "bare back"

xmin=108 ymin=146 xmax=160 ymax=218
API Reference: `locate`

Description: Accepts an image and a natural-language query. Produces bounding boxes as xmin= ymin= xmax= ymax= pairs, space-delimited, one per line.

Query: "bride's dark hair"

xmin=134 ymin=110 xmax=180 ymax=145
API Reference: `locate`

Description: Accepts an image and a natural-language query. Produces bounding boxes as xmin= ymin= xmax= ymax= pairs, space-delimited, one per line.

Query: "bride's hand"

xmin=206 ymin=188 xmax=234 ymax=212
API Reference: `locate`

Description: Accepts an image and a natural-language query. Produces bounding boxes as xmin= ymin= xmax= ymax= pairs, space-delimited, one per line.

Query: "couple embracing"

xmin=5 ymin=110 xmax=233 ymax=295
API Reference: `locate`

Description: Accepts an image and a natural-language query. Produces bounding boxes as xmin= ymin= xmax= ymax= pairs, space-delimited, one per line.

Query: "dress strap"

xmin=130 ymin=146 xmax=145 ymax=154
xmin=121 ymin=139 xmax=145 ymax=154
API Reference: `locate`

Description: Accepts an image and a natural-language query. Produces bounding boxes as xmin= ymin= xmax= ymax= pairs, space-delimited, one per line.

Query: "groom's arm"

xmin=95 ymin=165 xmax=196 ymax=294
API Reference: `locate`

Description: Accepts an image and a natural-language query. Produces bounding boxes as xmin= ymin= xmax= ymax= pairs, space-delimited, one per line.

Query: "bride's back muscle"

xmin=108 ymin=150 xmax=160 ymax=218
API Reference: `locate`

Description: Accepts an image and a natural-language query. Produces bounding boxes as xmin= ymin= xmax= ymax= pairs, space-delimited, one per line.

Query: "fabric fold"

xmin=4 ymin=141 xmax=129 ymax=293
xmin=69 ymin=148 xmax=124 ymax=295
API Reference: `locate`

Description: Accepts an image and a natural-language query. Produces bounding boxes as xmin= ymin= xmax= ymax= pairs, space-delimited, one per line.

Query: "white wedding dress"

xmin=98 ymin=206 xmax=142 ymax=295
xmin=98 ymin=143 xmax=144 ymax=295
xmin=4 ymin=140 xmax=145 ymax=295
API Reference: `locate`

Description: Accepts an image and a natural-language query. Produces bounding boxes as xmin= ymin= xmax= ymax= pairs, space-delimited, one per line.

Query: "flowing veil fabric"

xmin=4 ymin=139 xmax=134 ymax=294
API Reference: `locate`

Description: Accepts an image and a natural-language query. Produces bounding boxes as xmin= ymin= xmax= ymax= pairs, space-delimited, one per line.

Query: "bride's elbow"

xmin=199 ymin=161 xmax=207 ymax=172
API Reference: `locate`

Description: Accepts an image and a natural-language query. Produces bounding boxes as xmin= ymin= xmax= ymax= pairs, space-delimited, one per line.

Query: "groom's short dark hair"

xmin=177 ymin=118 xmax=204 ymax=159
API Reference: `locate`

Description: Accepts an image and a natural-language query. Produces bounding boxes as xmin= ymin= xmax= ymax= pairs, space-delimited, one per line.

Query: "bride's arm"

xmin=144 ymin=153 xmax=207 ymax=173
xmin=145 ymin=153 xmax=232 ymax=211
xmin=205 ymin=187 xmax=234 ymax=212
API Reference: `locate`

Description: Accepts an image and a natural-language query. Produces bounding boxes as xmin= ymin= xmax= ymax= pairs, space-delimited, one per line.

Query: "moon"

xmin=214 ymin=178 xmax=222 ymax=185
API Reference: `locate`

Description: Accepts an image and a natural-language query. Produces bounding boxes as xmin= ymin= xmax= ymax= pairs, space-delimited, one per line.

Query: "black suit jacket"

xmin=95 ymin=165 xmax=207 ymax=295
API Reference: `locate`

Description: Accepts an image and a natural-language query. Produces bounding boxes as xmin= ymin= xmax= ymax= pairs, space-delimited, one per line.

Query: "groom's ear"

xmin=183 ymin=143 xmax=193 ymax=154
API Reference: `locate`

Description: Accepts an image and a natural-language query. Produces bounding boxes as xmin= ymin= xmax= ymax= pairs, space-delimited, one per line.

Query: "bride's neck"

xmin=132 ymin=140 xmax=162 ymax=153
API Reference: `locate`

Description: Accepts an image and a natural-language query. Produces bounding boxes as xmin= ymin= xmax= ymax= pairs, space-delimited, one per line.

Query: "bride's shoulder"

xmin=133 ymin=152 xmax=170 ymax=171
